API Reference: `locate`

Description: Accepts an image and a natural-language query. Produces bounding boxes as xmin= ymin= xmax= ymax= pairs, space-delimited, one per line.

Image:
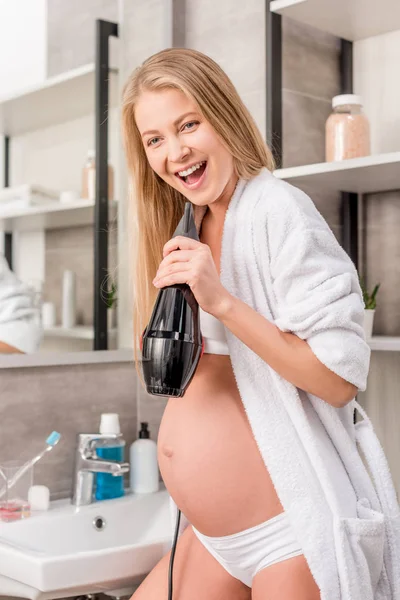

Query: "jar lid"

xmin=332 ymin=94 xmax=362 ymax=108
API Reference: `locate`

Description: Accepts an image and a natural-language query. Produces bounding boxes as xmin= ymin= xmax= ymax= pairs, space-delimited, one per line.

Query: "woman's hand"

xmin=153 ymin=235 xmax=232 ymax=318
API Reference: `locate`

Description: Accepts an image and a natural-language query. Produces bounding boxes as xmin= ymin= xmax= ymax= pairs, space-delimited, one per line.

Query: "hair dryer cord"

xmin=168 ymin=507 xmax=181 ymax=600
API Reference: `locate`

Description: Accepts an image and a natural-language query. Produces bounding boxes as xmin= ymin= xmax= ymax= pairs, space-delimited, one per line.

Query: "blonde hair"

xmin=121 ymin=48 xmax=275 ymax=384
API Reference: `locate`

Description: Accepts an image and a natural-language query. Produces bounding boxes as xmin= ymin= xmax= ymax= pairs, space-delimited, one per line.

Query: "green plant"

xmin=105 ymin=281 xmax=118 ymax=309
xmin=359 ymin=276 xmax=380 ymax=310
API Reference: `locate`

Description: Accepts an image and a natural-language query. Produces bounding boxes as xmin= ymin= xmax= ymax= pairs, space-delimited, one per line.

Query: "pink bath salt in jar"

xmin=325 ymin=94 xmax=370 ymax=162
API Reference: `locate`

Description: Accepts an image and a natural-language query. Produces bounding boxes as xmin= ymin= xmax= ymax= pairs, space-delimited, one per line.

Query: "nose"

xmin=167 ymin=136 xmax=190 ymax=164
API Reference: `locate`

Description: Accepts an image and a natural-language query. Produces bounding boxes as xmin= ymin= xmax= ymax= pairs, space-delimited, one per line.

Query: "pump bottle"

xmin=130 ymin=422 xmax=160 ymax=494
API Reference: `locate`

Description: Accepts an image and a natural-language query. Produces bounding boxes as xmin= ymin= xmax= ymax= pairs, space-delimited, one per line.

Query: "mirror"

xmin=0 ymin=11 xmax=127 ymax=364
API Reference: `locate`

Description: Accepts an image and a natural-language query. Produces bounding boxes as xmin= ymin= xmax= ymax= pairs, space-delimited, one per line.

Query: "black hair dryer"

xmin=140 ymin=202 xmax=204 ymax=397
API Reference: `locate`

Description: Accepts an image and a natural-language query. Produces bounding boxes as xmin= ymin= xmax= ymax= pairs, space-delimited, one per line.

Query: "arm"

xmin=217 ymin=183 xmax=369 ymax=409
xmin=218 ymin=294 xmax=357 ymax=408
xmin=0 ymin=340 xmax=24 ymax=354
xmin=156 ymin=184 xmax=369 ymax=407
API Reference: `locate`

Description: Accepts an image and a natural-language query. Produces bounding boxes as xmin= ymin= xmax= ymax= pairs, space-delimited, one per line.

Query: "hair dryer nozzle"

xmin=141 ymin=286 xmax=202 ymax=397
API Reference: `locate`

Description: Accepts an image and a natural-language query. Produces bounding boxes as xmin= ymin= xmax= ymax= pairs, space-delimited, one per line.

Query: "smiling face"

xmin=134 ymin=88 xmax=238 ymax=209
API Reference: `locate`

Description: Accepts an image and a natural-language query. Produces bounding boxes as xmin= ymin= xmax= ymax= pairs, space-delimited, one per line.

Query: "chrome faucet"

xmin=72 ymin=433 xmax=130 ymax=506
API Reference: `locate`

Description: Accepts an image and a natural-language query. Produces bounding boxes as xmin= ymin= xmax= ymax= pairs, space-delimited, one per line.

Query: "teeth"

xmin=178 ymin=161 xmax=205 ymax=178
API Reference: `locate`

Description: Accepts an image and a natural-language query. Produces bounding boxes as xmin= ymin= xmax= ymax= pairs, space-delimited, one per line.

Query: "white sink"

xmin=0 ymin=488 xmax=172 ymax=600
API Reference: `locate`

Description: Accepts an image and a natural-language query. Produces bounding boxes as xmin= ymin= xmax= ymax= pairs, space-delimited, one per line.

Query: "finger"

xmin=155 ymin=261 xmax=191 ymax=279
xmin=153 ymin=264 xmax=191 ymax=288
xmin=158 ymin=249 xmax=193 ymax=271
xmin=163 ymin=236 xmax=203 ymax=257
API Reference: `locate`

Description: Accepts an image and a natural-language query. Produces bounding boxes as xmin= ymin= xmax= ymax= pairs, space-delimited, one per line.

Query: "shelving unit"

xmin=44 ymin=326 xmax=117 ymax=340
xmin=274 ymin=152 xmax=400 ymax=194
xmin=270 ymin=0 xmax=400 ymax=41
xmin=0 ymin=63 xmax=118 ymax=136
xmin=0 ymin=198 xmax=118 ymax=232
xmin=267 ymin=1 xmax=400 ymax=353
xmin=368 ymin=336 xmax=400 ymax=352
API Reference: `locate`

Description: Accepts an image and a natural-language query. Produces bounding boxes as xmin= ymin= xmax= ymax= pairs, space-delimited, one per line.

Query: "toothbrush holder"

xmin=0 ymin=460 xmax=33 ymax=521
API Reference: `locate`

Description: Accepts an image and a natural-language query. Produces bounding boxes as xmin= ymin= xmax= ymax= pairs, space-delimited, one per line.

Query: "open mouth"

xmin=175 ymin=160 xmax=207 ymax=188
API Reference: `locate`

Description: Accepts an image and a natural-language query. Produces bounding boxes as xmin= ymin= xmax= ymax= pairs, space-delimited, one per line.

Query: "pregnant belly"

xmin=157 ymin=354 xmax=284 ymax=537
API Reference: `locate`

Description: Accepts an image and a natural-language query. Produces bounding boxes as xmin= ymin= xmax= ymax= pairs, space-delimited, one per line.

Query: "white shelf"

xmin=0 ymin=63 xmax=118 ymax=136
xmin=273 ymin=152 xmax=400 ymax=195
xmin=368 ymin=336 xmax=400 ymax=352
xmin=0 ymin=198 xmax=117 ymax=232
xmin=44 ymin=326 xmax=117 ymax=340
xmin=270 ymin=0 xmax=400 ymax=42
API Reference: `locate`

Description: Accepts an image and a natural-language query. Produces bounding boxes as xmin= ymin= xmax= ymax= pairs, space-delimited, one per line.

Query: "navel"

xmin=161 ymin=445 xmax=174 ymax=458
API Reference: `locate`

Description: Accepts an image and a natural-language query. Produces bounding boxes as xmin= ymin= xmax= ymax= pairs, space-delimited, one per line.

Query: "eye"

xmin=182 ymin=121 xmax=199 ymax=131
xmin=147 ymin=137 xmax=161 ymax=147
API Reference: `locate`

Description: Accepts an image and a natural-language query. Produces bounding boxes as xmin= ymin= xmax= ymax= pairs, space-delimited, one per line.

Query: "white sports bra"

xmin=199 ymin=307 xmax=230 ymax=355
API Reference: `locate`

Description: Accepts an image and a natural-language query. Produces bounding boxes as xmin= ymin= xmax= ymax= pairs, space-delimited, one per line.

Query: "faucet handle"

xmin=77 ymin=433 xmax=122 ymax=459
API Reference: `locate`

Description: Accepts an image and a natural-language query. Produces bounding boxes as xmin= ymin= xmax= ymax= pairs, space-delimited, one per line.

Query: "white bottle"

xmin=130 ymin=422 xmax=160 ymax=494
xmin=61 ymin=270 xmax=76 ymax=328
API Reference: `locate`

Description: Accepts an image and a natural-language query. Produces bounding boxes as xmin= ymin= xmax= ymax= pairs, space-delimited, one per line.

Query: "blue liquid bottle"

xmin=95 ymin=413 xmax=125 ymax=501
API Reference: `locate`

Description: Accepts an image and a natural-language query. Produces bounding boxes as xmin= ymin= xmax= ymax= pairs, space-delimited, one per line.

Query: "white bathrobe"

xmin=0 ymin=255 xmax=42 ymax=353
xmin=170 ymin=168 xmax=400 ymax=599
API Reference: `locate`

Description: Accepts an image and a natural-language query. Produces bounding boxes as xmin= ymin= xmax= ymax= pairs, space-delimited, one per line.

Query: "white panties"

xmin=192 ymin=511 xmax=303 ymax=588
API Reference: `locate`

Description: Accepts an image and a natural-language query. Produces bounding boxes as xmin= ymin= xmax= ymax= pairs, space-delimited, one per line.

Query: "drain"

xmin=93 ymin=516 xmax=106 ymax=531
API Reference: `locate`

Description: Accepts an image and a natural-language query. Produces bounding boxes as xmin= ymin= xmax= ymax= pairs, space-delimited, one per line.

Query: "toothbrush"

xmin=0 ymin=431 xmax=61 ymax=500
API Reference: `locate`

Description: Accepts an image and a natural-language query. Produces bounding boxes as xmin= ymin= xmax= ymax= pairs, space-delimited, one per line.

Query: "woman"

xmin=122 ymin=49 xmax=398 ymax=599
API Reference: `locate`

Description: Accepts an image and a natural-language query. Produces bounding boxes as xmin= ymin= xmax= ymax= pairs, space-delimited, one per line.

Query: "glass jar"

xmin=325 ymin=94 xmax=370 ymax=162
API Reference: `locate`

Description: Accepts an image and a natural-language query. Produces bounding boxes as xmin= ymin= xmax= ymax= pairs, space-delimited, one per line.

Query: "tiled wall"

xmin=44 ymin=223 xmax=118 ymax=328
xmin=0 ymin=360 xmax=137 ymax=499
xmin=184 ymin=0 xmax=266 ymax=137
xmin=282 ymin=18 xmax=341 ymax=168
xmin=282 ymin=17 xmax=342 ymax=244
xmin=46 ymin=0 xmax=118 ymax=76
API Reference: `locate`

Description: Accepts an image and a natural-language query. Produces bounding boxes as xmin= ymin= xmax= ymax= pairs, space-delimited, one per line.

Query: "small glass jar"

xmin=325 ymin=94 xmax=370 ymax=162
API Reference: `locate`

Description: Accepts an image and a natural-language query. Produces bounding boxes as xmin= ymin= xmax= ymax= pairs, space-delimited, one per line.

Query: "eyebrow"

xmin=141 ymin=112 xmax=199 ymax=138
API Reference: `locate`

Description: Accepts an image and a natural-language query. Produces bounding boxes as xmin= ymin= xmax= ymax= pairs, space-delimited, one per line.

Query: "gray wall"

xmin=44 ymin=224 xmax=118 ymax=328
xmin=46 ymin=0 xmax=118 ymax=76
xmin=282 ymin=17 xmax=342 ymax=244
